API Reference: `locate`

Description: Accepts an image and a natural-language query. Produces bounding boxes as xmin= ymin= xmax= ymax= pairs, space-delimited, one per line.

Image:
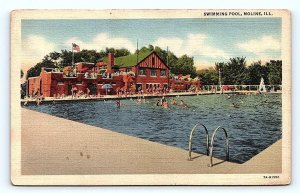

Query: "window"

xmin=139 ymin=68 xmax=146 ymax=76
xmin=160 ymin=69 xmax=166 ymax=76
xmin=150 ymin=69 xmax=157 ymax=76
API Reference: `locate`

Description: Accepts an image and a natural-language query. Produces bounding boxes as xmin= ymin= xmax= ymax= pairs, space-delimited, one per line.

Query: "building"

xmin=27 ymin=50 xmax=200 ymax=98
xmin=109 ymin=50 xmax=170 ymax=93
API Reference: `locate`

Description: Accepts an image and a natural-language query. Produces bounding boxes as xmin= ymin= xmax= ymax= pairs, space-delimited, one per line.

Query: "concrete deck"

xmin=21 ymin=108 xmax=282 ymax=175
xmin=21 ymin=90 xmax=281 ymax=104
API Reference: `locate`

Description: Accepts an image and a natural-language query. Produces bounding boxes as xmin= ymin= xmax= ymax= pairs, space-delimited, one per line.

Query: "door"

xmin=87 ymin=83 xmax=97 ymax=95
xmin=68 ymin=84 xmax=72 ymax=96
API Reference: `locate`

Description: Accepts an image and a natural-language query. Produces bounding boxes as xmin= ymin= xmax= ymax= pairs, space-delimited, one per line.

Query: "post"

xmin=218 ymin=67 xmax=221 ymax=92
xmin=72 ymin=43 xmax=74 ymax=67
xmin=167 ymin=46 xmax=169 ymax=66
xmin=136 ymin=39 xmax=139 ymax=65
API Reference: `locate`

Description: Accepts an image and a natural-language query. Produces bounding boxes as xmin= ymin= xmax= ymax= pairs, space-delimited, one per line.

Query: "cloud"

xmin=194 ymin=59 xmax=215 ymax=70
xmin=65 ymin=33 xmax=136 ymax=53
xmin=237 ymin=35 xmax=281 ymax=59
xmin=153 ymin=33 xmax=229 ymax=59
xmin=22 ymin=35 xmax=56 ymax=70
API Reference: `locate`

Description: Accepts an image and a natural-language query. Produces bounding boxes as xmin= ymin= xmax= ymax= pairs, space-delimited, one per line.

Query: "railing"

xmin=187 ymin=124 xmax=230 ymax=167
xmin=201 ymin=85 xmax=282 ymax=92
xmin=208 ymin=126 xmax=229 ymax=167
xmin=188 ymin=123 xmax=209 ymax=161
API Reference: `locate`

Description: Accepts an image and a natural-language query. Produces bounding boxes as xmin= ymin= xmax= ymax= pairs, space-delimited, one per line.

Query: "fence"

xmin=201 ymin=85 xmax=282 ymax=92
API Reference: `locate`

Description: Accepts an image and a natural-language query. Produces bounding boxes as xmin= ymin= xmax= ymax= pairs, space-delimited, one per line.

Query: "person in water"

xmin=180 ymin=100 xmax=188 ymax=108
xmin=162 ymin=100 xmax=169 ymax=108
xmin=115 ymin=100 xmax=121 ymax=108
xmin=230 ymin=102 xmax=238 ymax=108
xmin=156 ymin=99 xmax=162 ymax=106
xmin=172 ymin=98 xmax=177 ymax=105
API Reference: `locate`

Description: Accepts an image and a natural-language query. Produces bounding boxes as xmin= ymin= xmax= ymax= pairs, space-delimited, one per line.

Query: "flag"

xmin=72 ymin=43 xmax=80 ymax=52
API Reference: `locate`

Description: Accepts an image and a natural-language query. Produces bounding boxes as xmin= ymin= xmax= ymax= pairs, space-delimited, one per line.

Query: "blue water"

xmin=23 ymin=94 xmax=282 ymax=164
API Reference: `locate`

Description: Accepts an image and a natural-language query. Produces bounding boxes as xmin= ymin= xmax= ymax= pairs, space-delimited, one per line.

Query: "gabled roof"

xmin=102 ymin=50 xmax=168 ymax=68
xmin=114 ymin=50 xmax=153 ymax=68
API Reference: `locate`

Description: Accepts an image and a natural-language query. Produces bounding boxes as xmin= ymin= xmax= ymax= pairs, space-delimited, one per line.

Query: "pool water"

xmin=24 ymin=94 xmax=282 ymax=164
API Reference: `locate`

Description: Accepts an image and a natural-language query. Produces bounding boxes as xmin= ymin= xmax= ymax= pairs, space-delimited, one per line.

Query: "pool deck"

xmin=21 ymin=90 xmax=281 ymax=104
xmin=20 ymin=108 xmax=282 ymax=175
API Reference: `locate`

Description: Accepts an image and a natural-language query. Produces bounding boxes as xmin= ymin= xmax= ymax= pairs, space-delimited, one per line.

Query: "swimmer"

xmin=172 ymin=98 xmax=177 ymax=105
xmin=230 ymin=102 xmax=238 ymax=108
xmin=137 ymin=98 xmax=142 ymax=104
xmin=180 ymin=100 xmax=188 ymax=108
xmin=156 ymin=99 xmax=162 ymax=106
xmin=115 ymin=100 xmax=121 ymax=108
xmin=162 ymin=101 xmax=169 ymax=108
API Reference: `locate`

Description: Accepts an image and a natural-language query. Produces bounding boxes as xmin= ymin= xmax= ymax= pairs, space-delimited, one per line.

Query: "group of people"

xmin=114 ymin=96 xmax=188 ymax=109
xmin=145 ymin=87 xmax=169 ymax=96
xmin=156 ymin=97 xmax=188 ymax=109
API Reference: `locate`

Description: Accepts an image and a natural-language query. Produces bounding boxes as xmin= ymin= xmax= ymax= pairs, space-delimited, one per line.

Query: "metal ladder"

xmin=188 ymin=124 xmax=229 ymax=167
xmin=188 ymin=123 xmax=209 ymax=161
xmin=208 ymin=126 xmax=229 ymax=167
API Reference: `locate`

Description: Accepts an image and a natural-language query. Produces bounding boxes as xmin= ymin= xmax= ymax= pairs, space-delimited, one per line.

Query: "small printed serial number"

xmin=263 ymin=176 xmax=280 ymax=179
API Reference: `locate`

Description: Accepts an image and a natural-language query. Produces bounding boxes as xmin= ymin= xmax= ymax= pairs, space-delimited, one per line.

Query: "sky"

xmin=21 ymin=18 xmax=281 ymax=71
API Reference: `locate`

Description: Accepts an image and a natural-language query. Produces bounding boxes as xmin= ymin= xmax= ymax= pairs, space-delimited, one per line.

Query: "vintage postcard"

xmin=11 ymin=9 xmax=291 ymax=185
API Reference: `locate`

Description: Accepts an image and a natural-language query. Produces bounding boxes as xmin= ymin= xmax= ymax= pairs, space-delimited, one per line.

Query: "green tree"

xmin=266 ymin=60 xmax=282 ymax=85
xmin=221 ymin=57 xmax=248 ymax=85
xmin=106 ymin=47 xmax=131 ymax=57
xmin=175 ymin=55 xmax=197 ymax=78
xmin=197 ymin=67 xmax=218 ymax=85
xmin=247 ymin=61 xmax=269 ymax=85
xmin=26 ymin=55 xmax=56 ymax=78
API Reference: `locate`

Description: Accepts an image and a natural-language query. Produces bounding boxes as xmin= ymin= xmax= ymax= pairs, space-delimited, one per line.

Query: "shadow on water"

xmin=24 ymin=94 xmax=282 ymax=164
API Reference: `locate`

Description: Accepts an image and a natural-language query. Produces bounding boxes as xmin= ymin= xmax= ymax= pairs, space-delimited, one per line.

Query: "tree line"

xmin=24 ymin=45 xmax=281 ymax=86
xmin=197 ymin=57 xmax=282 ymax=85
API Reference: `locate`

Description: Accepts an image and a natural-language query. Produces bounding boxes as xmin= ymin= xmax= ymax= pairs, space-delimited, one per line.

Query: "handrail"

xmin=188 ymin=123 xmax=209 ymax=161
xmin=208 ymin=126 xmax=229 ymax=167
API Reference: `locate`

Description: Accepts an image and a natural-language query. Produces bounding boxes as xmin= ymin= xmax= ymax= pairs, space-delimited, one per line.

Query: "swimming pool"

xmin=24 ymin=94 xmax=282 ymax=164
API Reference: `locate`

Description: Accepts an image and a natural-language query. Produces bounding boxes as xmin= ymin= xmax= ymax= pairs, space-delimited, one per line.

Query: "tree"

xmin=106 ymin=47 xmax=131 ymax=57
xmin=197 ymin=67 xmax=218 ymax=85
xmin=221 ymin=57 xmax=248 ymax=85
xmin=175 ymin=55 xmax=197 ymax=78
xmin=266 ymin=60 xmax=282 ymax=85
xmin=246 ymin=61 xmax=269 ymax=85
xmin=26 ymin=55 xmax=57 ymax=78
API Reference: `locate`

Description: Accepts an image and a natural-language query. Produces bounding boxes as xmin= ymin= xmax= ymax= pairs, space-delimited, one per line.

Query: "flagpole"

xmin=72 ymin=43 xmax=74 ymax=67
xmin=167 ymin=46 xmax=169 ymax=66
xmin=136 ymin=39 xmax=139 ymax=65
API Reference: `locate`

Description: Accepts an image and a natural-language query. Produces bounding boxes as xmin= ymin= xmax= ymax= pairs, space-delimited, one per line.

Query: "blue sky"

xmin=21 ymin=18 xmax=281 ymax=70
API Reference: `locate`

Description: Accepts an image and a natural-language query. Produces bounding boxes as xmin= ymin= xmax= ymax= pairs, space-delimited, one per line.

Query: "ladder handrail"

xmin=188 ymin=123 xmax=209 ymax=161
xmin=208 ymin=126 xmax=229 ymax=167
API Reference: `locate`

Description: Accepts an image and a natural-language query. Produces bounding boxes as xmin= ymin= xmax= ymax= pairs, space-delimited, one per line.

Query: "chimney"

xmin=107 ymin=52 xmax=114 ymax=73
